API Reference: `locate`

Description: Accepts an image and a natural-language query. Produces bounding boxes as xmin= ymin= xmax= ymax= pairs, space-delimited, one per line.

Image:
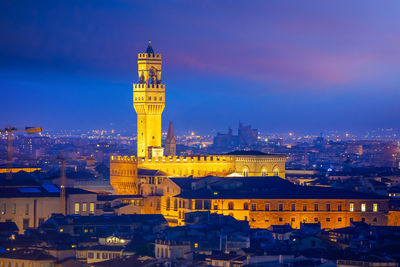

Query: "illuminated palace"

xmin=110 ymin=42 xmax=389 ymax=229
xmin=110 ymin=42 xmax=286 ymax=195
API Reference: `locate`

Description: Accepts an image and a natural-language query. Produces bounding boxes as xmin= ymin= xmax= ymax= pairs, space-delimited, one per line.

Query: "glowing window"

xmin=74 ymin=203 xmax=80 ymax=214
xmin=361 ymin=203 xmax=366 ymax=212
xmin=273 ymin=167 xmax=279 ymax=176
xmin=373 ymin=203 xmax=378 ymax=212
xmin=261 ymin=168 xmax=267 ymax=176
xmin=89 ymin=202 xmax=95 ymax=214
xmin=349 ymin=203 xmax=354 ymax=212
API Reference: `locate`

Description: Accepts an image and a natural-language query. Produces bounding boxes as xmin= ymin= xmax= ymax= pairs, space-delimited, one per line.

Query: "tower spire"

xmin=146 ymin=40 xmax=155 ymax=55
xmin=165 ymin=120 xmax=176 ymax=157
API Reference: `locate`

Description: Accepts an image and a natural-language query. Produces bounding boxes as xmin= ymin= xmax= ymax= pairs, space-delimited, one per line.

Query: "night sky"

xmin=1 ymin=0 xmax=400 ymax=135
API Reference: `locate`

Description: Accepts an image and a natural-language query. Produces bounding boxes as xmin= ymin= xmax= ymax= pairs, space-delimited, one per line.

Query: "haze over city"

xmin=2 ymin=0 xmax=400 ymax=134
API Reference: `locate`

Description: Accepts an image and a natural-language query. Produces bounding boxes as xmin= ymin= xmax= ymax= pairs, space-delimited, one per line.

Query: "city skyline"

xmin=2 ymin=0 xmax=400 ymax=134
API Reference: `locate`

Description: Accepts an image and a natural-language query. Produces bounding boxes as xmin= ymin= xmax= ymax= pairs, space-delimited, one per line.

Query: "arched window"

xmin=261 ymin=168 xmax=267 ymax=176
xmin=228 ymin=202 xmax=234 ymax=210
xmin=273 ymin=167 xmax=279 ymax=176
xmin=243 ymin=167 xmax=249 ymax=177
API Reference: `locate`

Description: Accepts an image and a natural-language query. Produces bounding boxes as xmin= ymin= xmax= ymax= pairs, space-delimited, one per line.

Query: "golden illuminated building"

xmin=110 ymin=42 xmax=286 ymax=195
xmin=157 ymin=176 xmax=389 ymax=229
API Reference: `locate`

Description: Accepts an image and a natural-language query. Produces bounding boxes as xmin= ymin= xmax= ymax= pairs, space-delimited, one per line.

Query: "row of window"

xmin=243 ymin=169 xmax=279 ymax=177
xmin=166 ymin=198 xmax=186 ymax=211
xmin=134 ymin=96 xmax=163 ymax=101
xmin=187 ymin=200 xmax=379 ymax=212
xmin=0 ymin=261 xmax=49 ymax=267
xmin=87 ymin=252 xmax=120 ymax=260
xmin=1 ymin=203 xmax=30 ymax=215
xmin=74 ymin=202 xmax=95 ymax=214
xmin=111 ymin=169 xmax=135 ymax=176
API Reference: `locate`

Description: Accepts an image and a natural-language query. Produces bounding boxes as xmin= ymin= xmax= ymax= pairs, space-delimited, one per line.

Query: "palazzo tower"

xmin=133 ymin=41 xmax=165 ymax=158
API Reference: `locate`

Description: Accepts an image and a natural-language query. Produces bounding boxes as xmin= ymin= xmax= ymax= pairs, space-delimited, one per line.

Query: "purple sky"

xmin=1 ymin=0 xmax=400 ymax=135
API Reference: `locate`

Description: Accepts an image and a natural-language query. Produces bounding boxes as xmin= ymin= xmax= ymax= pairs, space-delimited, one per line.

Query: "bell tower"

xmin=133 ymin=41 xmax=165 ymax=158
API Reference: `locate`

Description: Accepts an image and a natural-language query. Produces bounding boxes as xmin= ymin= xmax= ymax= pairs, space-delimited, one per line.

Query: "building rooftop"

xmin=138 ymin=168 xmax=170 ymax=177
xmin=175 ymin=176 xmax=387 ymax=200
xmin=0 ymin=185 xmax=96 ymax=198
xmin=0 ymin=249 xmax=56 ymax=261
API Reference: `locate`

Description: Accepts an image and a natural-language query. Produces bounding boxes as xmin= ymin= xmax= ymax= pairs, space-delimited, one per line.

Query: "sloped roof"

xmin=146 ymin=41 xmax=155 ymax=55
xmin=175 ymin=176 xmax=387 ymax=200
xmin=0 ymin=186 xmax=96 ymax=198
xmin=138 ymin=168 xmax=170 ymax=177
xmin=0 ymin=249 xmax=56 ymax=261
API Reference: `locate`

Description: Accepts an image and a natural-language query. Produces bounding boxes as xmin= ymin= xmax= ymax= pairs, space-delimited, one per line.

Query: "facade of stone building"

xmin=157 ymin=176 xmax=389 ymax=229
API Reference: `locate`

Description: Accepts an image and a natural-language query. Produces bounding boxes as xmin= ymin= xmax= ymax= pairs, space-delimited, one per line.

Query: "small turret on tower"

xmin=165 ymin=120 xmax=176 ymax=157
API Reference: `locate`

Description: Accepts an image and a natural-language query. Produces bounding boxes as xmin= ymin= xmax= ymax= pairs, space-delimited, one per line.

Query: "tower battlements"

xmin=111 ymin=155 xmax=235 ymax=164
xmin=133 ymin=84 xmax=165 ymax=89
xmin=138 ymin=53 xmax=162 ymax=59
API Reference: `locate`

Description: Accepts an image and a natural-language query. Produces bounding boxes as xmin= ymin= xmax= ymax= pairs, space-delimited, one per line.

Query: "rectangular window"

xmin=326 ymin=217 xmax=330 ymax=222
xmin=204 ymin=200 xmax=211 ymax=210
xmin=314 ymin=204 xmax=318 ymax=211
xmin=1 ymin=203 xmax=6 ymax=215
xmin=338 ymin=217 xmax=342 ymax=222
xmin=82 ymin=203 xmax=87 ymax=212
xmin=74 ymin=203 xmax=80 ymax=214
xmin=350 ymin=203 xmax=354 ymax=212
xmin=195 ymin=200 xmax=202 ymax=210
xmin=252 ymin=204 xmax=257 ymax=211
xmin=373 ymin=203 xmax=378 ymax=212
xmin=361 ymin=203 xmax=366 ymax=212
xmin=326 ymin=204 xmax=331 ymax=211
xmin=12 ymin=203 xmax=16 ymax=214
xmin=89 ymin=202 xmax=95 ymax=214
xmin=213 ymin=204 xmax=218 ymax=210
xmin=338 ymin=205 xmax=342 ymax=211
xmin=279 ymin=204 xmax=283 ymax=211
xmin=25 ymin=204 xmax=29 ymax=215
xmin=265 ymin=203 xmax=270 ymax=211
xmin=303 ymin=205 xmax=307 ymax=211
xmin=23 ymin=218 xmax=30 ymax=229
xmin=279 ymin=217 xmax=283 ymax=222
xmin=291 ymin=204 xmax=295 ymax=211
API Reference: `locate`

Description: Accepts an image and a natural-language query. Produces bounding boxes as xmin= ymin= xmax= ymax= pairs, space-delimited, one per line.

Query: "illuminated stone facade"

xmin=158 ymin=177 xmax=389 ymax=229
xmin=110 ymin=153 xmax=286 ymax=195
